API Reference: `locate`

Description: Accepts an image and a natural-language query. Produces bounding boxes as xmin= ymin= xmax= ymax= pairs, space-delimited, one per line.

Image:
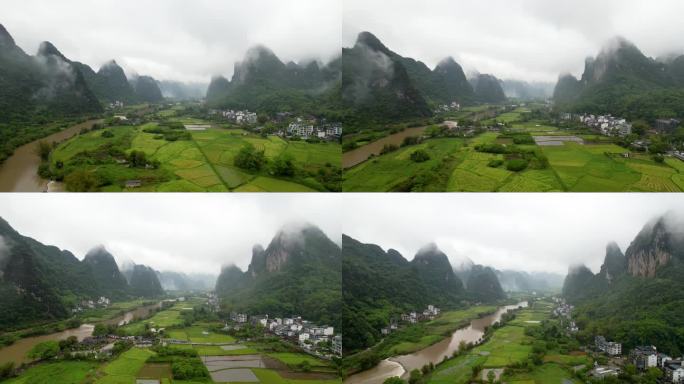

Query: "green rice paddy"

xmin=343 ymin=124 xmax=684 ymax=192
xmin=51 ymin=123 xmax=340 ymax=192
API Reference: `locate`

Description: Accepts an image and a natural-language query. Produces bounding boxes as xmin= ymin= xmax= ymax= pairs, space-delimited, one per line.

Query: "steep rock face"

xmin=561 ymin=264 xmax=595 ymax=302
xmin=411 ymin=243 xmax=464 ymax=297
xmin=95 ymin=60 xmax=136 ymax=102
xmin=466 ymin=265 xmax=505 ymax=301
xmin=599 ymin=242 xmax=627 ymax=283
xmin=215 ymin=264 xmax=246 ymax=295
xmin=625 ymin=217 xmax=676 ymax=278
xmin=470 ymin=74 xmax=506 ymax=103
xmin=431 ymin=57 xmax=475 ymax=103
xmin=215 ymin=224 xmax=341 ymax=328
xmin=82 ymin=246 xmax=129 ymax=298
xmin=342 ymin=31 xmax=431 ymax=120
xmin=127 ymin=264 xmax=164 ymax=297
xmin=131 ymin=75 xmax=163 ymax=102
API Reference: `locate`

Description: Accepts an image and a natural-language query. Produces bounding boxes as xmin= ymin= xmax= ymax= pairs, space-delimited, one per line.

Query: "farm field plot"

xmin=95 ymin=348 xmax=156 ymax=384
xmin=505 ymin=363 xmax=581 ymax=384
xmin=343 ymin=127 xmax=684 ymax=191
xmin=167 ymin=326 xmax=236 ymax=344
xmin=472 ymin=325 xmax=532 ymax=368
xmin=50 ymin=123 xmax=340 ymax=192
xmin=4 ymin=361 xmax=98 ymax=384
xmin=427 ymin=353 xmax=487 ymax=384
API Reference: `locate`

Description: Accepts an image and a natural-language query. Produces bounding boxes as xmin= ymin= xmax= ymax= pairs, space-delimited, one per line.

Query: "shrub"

xmin=234 ymin=144 xmax=266 ymax=172
xmin=410 ymin=149 xmax=430 ymax=163
xmin=506 ymin=158 xmax=529 ymax=172
xmin=487 ymin=159 xmax=503 ymax=168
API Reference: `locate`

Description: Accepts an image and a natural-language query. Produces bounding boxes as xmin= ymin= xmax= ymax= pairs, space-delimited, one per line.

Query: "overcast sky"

xmin=341 ymin=194 xmax=684 ymax=275
xmin=0 ymin=0 xmax=341 ymax=83
xmin=0 ymin=194 xmax=341 ymax=275
xmin=343 ymin=0 xmax=684 ymax=82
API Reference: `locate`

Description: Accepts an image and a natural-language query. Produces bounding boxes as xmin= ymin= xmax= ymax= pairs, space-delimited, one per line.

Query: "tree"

xmin=383 ymin=377 xmax=406 ymax=384
xmin=0 ymin=362 xmax=15 ymax=379
xmin=487 ymin=370 xmax=496 ymax=383
xmin=64 ymin=170 xmax=100 ymax=192
xmin=234 ymin=144 xmax=266 ymax=172
xmin=272 ymin=154 xmax=295 ymax=177
xmin=35 ymin=140 xmax=52 ymax=161
xmin=410 ymin=149 xmax=430 ymax=163
xmin=408 ymin=369 xmax=423 ymax=384
xmin=27 ymin=341 xmax=60 ymax=360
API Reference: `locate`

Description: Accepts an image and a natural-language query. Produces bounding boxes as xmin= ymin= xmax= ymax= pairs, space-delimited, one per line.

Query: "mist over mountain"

xmin=215 ymin=223 xmax=341 ymax=328
xmin=501 ymin=79 xmax=554 ymax=100
xmin=469 ymin=73 xmax=506 ymax=103
xmin=156 ymin=270 xmax=216 ymax=291
xmin=158 ymin=80 xmax=207 ymax=100
xmin=206 ymin=45 xmax=341 ymax=115
xmin=342 ymin=235 xmax=523 ymax=354
xmin=0 ymin=217 xmax=164 ymax=330
xmin=0 ymin=25 xmax=102 ymax=121
xmin=341 ymin=31 xmax=432 ymax=122
xmin=562 ymin=213 xmax=684 ymax=355
xmin=123 ymin=264 xmax=164 ymax=298
xmin=553 ymin=37 xmax=684 ymax=120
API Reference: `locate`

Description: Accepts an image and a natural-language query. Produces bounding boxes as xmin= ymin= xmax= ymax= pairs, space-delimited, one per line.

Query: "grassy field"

xmin=343 ymin=127 xmax=684 ymax=192
xmin=251 ymin=368 xmax=342 ymax=384
xmin=5 ymin=361 xmax=98 ymax=384
xmin=505 ymin=363 xmax=581 ymax=384
xmin=268 ymin=352 xmax=330 ymax=367
xmin=166 ymin=326 xmax=236 ymax=344
xmin=51 ymin=122 xmax=340 ymax=192
xmin=120 ymin=306 xmax=186 ymax=335
xmin=95 ymin=348 xmax=156 ymax=384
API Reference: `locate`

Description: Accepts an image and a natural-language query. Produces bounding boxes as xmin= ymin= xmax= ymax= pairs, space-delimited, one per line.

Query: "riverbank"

xmin=0 ymin=300 xmax=161 ymax=366
xmin=343 ymin=302 xmax=525 ymax=383
xmin=0 ymin=119 xmax=102 ymax=192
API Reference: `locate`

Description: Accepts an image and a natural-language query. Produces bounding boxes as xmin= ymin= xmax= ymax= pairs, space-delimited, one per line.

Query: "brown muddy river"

xmin=344 ymin=301 xmax=528 ymax=384
xmin=0 ymin=302 xmax=161 ymax=366
xmin=0 ymin=119 xmax=102 ymax=192
xmin=342 ymin=126 xmax=428 ymax=169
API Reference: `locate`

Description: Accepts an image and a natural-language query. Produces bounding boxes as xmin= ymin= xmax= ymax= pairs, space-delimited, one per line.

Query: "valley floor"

xmin=343 ymin=108 xmax=684 ymax=192
xmin=48 ymin=112 xmax=340 ymax=192
xmin=426 ymin=298 xmax=589 ymax=384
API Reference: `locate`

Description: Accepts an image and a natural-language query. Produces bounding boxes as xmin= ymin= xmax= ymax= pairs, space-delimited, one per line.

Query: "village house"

xmin=230 ymin=312 xmax=248 ymax=323
xmin=579 ymin=114 xmax=632 ymax=137
xmin=655 ymin=118 xmax=681 ymax=134
xmin=664 ymin=360 xmax=684 ymax=383
xmin=631 ymin=345 xmax=658 ymax=371
xmin=332 ymin=335 xmax=342 ymax=357
xmin=595 ymin=336 xmax=622 ymax=356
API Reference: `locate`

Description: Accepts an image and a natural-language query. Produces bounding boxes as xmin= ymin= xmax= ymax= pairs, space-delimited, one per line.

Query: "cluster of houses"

xmin=380 ymin=305 xmax=441 ymax=336
xmin=71 ymin=296 xmax=111 ymax=313
xmin=107 ymin=100 xmax=125 ymax=109
xmin=577 ymin=114 xmax=633 ymax=137
xmin=434 ymin=101 xmax=461 ymax=113
xmin=552 ymin=298 xmax=578 ymax=333
xmin=285 ymin=118 xmax=342 ymax=140
xmin=590 ymin=339 xmax=684 ymax=382
xmin=229 ymin=312 xmax=341 ymax=358
xmin=210 ymin=109 xmax=258 ymax=125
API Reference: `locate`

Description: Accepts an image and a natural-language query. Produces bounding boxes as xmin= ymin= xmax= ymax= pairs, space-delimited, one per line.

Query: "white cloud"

xmin=343 ymin=0 xmax=684 ymax=82
xmin=0 ymin=0 xmax=341 ymax=82
xmin=341 ymin=194 xmax=684 ymax=274
xmin=0 ymin=194 xmax=341 ymax=274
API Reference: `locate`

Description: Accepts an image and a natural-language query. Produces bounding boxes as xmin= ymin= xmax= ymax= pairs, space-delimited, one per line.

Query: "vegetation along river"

xmin=0 ymin=119 xmax=102 ymax=192
xmin=342 ymin=126 xmax=428 ymax=169
xmin=344 ymin=301 xmax=528 ymax=384
xmin=0 ymin=301 xmax=161 ymax=366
